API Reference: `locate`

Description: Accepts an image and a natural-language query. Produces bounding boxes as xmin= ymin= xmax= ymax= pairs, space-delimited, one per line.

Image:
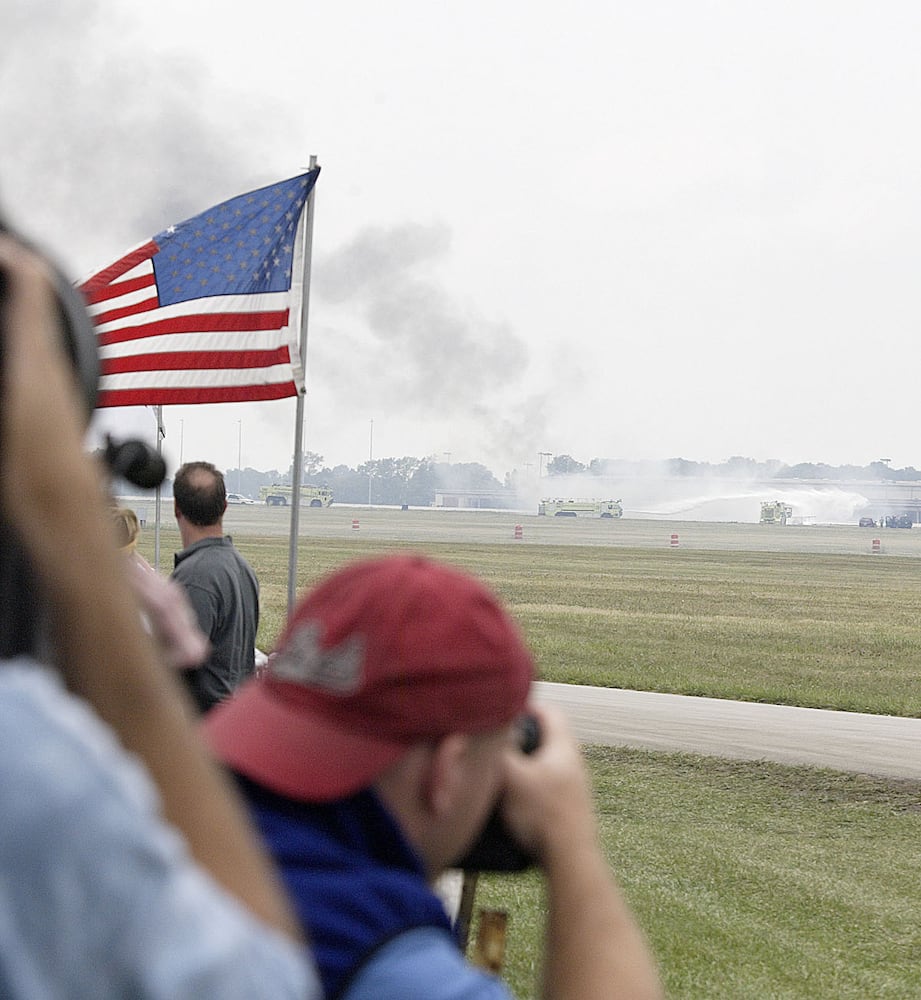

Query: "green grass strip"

xmin=474 ymin=747 xmax=921 ymax=999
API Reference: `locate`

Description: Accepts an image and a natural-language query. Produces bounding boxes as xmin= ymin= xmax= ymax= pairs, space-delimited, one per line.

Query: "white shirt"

xmin=0 ymin=660 xmax=319 ymax=999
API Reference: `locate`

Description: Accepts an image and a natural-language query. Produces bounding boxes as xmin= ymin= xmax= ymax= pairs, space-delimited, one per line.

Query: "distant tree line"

xmin=224 ymin=452 xmax=505 ymax=506
xmin=222 ymin=453 xmax=921 ymax=506
xmin=119 ymin=451 xmax=916 ymax=506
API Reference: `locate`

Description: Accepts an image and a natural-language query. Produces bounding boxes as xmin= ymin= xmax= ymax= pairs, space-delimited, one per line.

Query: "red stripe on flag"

xmin=93 ymin=296 xmax=160 ymax=327
xmin=81 ymin=272 xmax=156 ymax=307
xmin=101 ymin=347 xmax=291 ymax=374
xmin=78 ymin=241 xmax=159 ymax=295
xmin=97 ymin=309 xmax=290 ymax=345
xmin=96 ymin=382 xmax=299 ymax=407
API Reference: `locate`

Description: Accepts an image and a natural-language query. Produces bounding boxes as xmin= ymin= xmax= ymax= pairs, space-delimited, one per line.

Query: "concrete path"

xmin=535 ymin=681 xmax=921 ymax=781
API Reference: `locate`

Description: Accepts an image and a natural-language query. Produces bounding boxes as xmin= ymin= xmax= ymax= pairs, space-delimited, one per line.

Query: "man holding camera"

xmin=204 ymin=553 xmax=663 ymax=1000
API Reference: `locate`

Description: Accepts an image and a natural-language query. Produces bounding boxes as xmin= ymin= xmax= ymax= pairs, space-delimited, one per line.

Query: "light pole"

xmin=522 ymin=462 xmax=533 ymax=491
xmin=237 ymin=420 xmax=242 ymax=493
xmin=879 ymin=458 xmax=892 ymax=522
xmin=368 ymin=418 xmax=374 ymax=506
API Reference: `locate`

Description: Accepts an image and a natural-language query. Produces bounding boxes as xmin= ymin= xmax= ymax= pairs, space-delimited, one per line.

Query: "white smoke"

xmin=522 ymin=468 xmax=871 ymax=524
xmin=310 ymin=223 xmax=547 ymax=473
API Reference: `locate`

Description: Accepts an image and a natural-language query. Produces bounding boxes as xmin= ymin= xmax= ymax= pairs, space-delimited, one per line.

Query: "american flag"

xmin=79 ymin=169 xmax=320 ymax=407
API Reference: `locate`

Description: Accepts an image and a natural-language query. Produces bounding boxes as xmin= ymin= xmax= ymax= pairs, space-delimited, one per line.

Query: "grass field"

xmin=142 ymin=509 xmax=921 ymax=716
xmin=136 ymin=510 xmax=921 ymax=998
xmin=476 ymin=749 xmax=921 ymax=999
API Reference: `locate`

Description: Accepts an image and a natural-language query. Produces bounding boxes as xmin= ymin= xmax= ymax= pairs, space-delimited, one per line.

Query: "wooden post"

xmin=471 ymin=908 xmax=509 ymax=974
xmin=455 ymin=871 xmax=479 ymax=951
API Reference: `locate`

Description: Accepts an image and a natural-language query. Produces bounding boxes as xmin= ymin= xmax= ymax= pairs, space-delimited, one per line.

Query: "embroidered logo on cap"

xmin=271 ymin=621 xmax=365 ymax=693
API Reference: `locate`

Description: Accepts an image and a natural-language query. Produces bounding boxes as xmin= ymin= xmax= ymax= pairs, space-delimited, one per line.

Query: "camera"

xmin=454 ymin=713 xmax=541 ymax=872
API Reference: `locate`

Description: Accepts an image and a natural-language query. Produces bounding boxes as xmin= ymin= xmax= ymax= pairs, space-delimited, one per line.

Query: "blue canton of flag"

xmin=153 ymin=173 xmax=311 ymax=306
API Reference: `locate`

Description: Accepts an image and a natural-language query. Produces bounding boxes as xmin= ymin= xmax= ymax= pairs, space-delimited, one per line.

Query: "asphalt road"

xmin=140 ymin=501 xmax=921 ymax=557
xmin=535 ymin=681 xmax=921 ymax=781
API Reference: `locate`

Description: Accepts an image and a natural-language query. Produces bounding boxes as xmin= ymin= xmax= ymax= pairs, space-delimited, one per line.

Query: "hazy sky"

xmin=3 ymin=1 xmax=920 ymax=479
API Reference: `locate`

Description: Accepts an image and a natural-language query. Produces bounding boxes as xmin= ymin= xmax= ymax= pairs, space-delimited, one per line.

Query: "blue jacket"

xmin=240 ymin=777 xmax=456 ymax=999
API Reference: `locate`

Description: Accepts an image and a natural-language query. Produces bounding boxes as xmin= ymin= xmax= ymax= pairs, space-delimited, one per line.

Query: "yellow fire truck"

xmin=538 ymin=498 xmax=623 ymax=518
xmin=259 ymin=484 xmax=333 ymax=507
xmin=759 ymin=500 xmax=793 ymax=525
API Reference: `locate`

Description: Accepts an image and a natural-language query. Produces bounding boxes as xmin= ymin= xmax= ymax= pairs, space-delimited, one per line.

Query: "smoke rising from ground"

xmin=520 ymin=467 xmax=871 ymax=524
xmin=310 ymin=223 xmax=549 ymax=470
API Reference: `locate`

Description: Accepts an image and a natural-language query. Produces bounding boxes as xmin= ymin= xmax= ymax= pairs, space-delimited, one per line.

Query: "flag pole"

xmin=287 ymin=155 xmax=319 ymax=614
xmin=154 ymin=404 xmax=165 ymax=569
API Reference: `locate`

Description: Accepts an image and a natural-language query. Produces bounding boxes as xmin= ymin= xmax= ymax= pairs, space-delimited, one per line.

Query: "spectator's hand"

xmin=126 ymin=558 xmax=210 ymax=671
xmin=500 ymin=704 xmax=599 ymax=869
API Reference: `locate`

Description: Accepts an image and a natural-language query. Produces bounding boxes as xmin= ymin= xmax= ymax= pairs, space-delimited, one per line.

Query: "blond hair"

xmin=111 ymin=507 xmax=141 ymax=552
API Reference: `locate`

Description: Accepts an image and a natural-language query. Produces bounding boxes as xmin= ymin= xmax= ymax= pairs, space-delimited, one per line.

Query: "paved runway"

xmin=535 ymin=681 xmax=921 ymax=781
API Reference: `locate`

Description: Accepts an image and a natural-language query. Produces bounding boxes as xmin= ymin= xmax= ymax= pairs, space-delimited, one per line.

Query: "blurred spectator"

xmin=109 ymin=503 xmax=210 ymax=672
xmin=0 ymin=232 xmax=319 ymax=998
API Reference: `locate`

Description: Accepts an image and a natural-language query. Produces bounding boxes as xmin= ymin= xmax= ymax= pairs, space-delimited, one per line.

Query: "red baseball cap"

xmin=203 ymin=554 xmax=534 ymax=801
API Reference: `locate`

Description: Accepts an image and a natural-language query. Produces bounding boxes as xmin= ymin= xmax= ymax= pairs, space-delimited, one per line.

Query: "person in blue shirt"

xmin=205 ymin=553 xmax=663 ymax=1000
xmin=0 ymin=233 xmax=320 ymax=999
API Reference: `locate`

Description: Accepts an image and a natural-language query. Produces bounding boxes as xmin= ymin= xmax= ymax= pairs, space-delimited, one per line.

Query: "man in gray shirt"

xmin=172 ymin=462 xmax=259 ymax=713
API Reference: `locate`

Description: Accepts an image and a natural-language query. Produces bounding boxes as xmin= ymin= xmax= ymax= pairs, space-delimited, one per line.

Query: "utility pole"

xmin=368 ymin=418 xmax=374 ymax=506
xmin=237 ymin=420 xmax=242 ymax=492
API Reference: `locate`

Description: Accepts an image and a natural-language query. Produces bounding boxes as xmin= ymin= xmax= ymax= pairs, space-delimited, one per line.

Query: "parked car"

xmin=226 ymin=492 xmax=256 ymax=505
xmin=858 ymin=517 xmax=876 ymax=527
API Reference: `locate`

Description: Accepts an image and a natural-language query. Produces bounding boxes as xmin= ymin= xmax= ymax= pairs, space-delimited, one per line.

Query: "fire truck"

xmin=538 ymin=498 xmax=623 ymax=518
xmin=759 ymin=500 xmax=793 ymax=525
xmin=259 ymin=484 xmax=333 ymax=507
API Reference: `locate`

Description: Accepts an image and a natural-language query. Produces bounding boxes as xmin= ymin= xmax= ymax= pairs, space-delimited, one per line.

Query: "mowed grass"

xmin=475 ymin=748 xmax=921 ymax=1000
xmin=143 ymin=528 xmax=921 ymax=717
xmin=497 ymin=546 xmax=921 ymax=717
xmin=138 ymin=524 xmax=921 ymax=997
